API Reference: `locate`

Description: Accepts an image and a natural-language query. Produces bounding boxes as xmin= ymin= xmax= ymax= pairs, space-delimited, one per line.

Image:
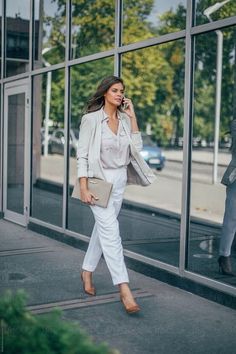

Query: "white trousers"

xmin=82 ymin=167 xmax=129 ymax=285
xmin=219 ymin=181 xmax=236 ymax=257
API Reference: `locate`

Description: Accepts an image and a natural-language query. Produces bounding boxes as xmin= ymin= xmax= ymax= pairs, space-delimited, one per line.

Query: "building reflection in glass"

xmin=6 ymin=0 xmax=30 ymax=77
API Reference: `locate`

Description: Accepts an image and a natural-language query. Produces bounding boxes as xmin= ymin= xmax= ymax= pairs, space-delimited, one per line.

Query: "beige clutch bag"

xmin=71 ymin=177 xmax=113 ymax=208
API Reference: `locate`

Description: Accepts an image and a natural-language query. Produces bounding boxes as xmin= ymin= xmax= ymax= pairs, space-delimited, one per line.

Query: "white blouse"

xmin=100 ymin=110 xmax=131 ymax=169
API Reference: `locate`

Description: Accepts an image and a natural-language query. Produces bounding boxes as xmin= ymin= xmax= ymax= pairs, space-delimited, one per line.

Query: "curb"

xmin=166 ymin=158 xmax=228 ymax=168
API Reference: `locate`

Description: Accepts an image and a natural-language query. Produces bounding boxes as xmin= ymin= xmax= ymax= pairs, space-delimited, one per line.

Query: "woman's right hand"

xmin=79 ymin=177 xmax=98 ymax=205
xmin=80 ymin=188 xmax=98 ymax=205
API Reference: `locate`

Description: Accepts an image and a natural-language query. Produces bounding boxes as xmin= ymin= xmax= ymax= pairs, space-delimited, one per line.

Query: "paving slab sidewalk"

xmin=0 ymin=219 xmax=236 ymax=354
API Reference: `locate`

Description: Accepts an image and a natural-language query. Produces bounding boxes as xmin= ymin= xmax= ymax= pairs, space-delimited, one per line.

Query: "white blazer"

xmin=76 ymin=108 xmax=156 ymax=186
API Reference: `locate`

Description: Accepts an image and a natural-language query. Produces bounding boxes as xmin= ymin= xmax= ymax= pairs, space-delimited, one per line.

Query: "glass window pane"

xmin=121 ymin=41 xmax=185 ymax=266
xmin=67 ymin=57 xmax=114 ymax=234
xmin=188 ymin=26 xmax=236 ymax=287
xmin=71 ymin=0 xmax=115 ymax=59
xmin=31 ymin=69 xmax=65 ymax=227
xmin=195 ymin=0 xmax=236 ymax=26
xmin=34 ymin=0 xmax=66 ymax=69
xmin=7 ymin=93 xmax=25 ymax=214
xmin=6 ymin=0 xmax=30 ymax=77
xmin=122 ymin=0 xmax=186 ymax=46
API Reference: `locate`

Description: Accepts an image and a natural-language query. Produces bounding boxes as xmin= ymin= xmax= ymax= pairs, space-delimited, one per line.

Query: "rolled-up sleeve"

xmin=122 ymin=113 xmax=143 ymax=152
xmin=131 ymin=132 xmax=143 ymax=151
xmin=76 ymin=115 xmax=93 ymax=178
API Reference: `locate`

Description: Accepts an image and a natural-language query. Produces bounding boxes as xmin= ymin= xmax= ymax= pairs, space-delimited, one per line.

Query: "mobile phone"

xmin=122 ymin=98 xmax=128 ymax=110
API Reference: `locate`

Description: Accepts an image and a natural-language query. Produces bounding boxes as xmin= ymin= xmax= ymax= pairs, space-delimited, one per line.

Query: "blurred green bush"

xmin=0 ymin=290 xmax=118 ymax=354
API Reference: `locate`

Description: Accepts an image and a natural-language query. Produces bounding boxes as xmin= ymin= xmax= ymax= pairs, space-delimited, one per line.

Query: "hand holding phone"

xmin=121 ymin=97 xmax=136 ymax=120
xmin=122 ymin=97 xmax=128 ymax=110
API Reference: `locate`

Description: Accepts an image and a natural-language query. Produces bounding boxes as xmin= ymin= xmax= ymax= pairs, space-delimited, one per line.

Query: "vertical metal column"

xmin=114 ymin=0 xmax=122 ymax=76
xmin=179 ymin=0 xmax=194 ymax=274
xmin=1 ymin=0 xmax=4 ymax=79
xmin=213 ymin=30 xmax=223 ymax=184
xmin=0 ymin=0 xmax=4 ymax=213
xmin=203 ymin=2 xmax=231 ymax=183
xmin=29 ymin=0 xmax=33 ymax=72
xmin=62 ymin=0 xmax=71 ymax=230
xmin=25 ymin=0 xmax=34 ymax=223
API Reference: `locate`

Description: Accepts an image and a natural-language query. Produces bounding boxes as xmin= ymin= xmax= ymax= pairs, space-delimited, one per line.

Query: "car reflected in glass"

xmin=41 ymin=128 xmax=79 ymax=157
xmin=140 ymin=133 xmax=165 ymax=170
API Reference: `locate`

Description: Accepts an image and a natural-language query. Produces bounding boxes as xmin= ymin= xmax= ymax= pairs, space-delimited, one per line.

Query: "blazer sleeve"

xmin=122 ymin=113 xmax=143 ymax=151
xmin=76 ymin=114 xmax=94 ymax=178
xmin=131 ymin=132 xmax=143 ymax=151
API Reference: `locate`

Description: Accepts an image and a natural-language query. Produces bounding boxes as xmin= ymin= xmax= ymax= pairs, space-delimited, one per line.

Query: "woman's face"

xmin=104 ymin=83 xmax=124 ymax=107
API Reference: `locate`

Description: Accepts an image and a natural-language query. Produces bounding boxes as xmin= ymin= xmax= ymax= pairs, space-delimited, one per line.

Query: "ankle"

xmin=119 ymin=282 xmax=130 ymax=292
xmin=120 ymin=289 xmax=134 ymax=301
xmin=82 ymin=270 xmax=93 ymax=280
xmin=82 ymin=270 xmax=92 ymax=275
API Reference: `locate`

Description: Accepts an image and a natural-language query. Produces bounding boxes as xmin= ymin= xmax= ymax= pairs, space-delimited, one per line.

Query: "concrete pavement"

xmin=0 ymin=219 xmax=236 ymax=354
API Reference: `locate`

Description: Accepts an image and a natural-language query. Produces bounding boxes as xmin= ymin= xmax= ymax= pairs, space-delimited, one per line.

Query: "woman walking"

xmin=77 ymin=76 xmax=155 ymax=313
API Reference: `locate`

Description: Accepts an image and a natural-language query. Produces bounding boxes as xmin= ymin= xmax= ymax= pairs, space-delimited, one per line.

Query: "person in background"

xmin=218 ymin=119 xmax=236 ymax=276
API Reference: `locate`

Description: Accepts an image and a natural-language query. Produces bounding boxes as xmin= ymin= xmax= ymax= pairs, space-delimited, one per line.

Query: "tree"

xmin=42 ymin=0 xmax=185 ymax=145
xmin=157 ymin=0 xmax=236 ymax=145
xmin=70 ymin=57 xmax=114 ymax=127
xmin=43 ymin=0 xmax=236 ymax=146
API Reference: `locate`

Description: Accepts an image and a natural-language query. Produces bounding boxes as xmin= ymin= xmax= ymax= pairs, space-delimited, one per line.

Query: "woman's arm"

xmin=77 ymin=115 xmax=97 ymax=204
xmin=123 ymin=98 xmax=143 ymax=151
xmin=122 ymin=98 xmax=139 ymax=133
xmin=77 ymin=115 xmax=91 ymax=178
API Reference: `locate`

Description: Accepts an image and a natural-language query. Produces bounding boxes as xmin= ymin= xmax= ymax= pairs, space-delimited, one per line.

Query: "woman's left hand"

xmin=123 ymin=97 xmax=136 ymax=119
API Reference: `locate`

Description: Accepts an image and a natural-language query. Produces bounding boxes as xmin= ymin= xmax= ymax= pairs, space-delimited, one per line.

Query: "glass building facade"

xmin=0 ymin=0 xmax=236 ymax=300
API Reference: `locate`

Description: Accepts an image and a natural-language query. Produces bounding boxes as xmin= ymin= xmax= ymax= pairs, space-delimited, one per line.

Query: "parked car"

xmin=41 ymin=128 xmax=79 ymax=157
xmin=140 ymin=133 xmax=165 ymax=170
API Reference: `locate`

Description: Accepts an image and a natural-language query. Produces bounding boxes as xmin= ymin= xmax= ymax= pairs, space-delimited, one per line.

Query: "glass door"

xmin=3 ymin=79 xmax=30 ymax=226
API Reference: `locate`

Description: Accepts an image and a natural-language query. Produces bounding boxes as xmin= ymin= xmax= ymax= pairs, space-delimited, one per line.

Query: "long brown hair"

xmin=85 ymin=76 xmax=125 ymax=113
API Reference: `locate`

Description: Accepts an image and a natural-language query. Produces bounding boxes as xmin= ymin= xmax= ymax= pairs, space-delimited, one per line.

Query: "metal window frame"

xmin=63 ymin=0 xmax=71 ymax=231
xmin=0 ymin=0 xmax=236 ymax=296
xmin=181 ymin=4 xmax=236 ymax=296
xmin=114 ymin=0 xmax=122 ymax=76
xmin=0 ymin=0 xmax=4 ymax=213
xmin=192 ymin=15 xmax=236 ymax=35
xmin=3 ymin=78 xmax=30 ymax=226
xmin=179 ymin=0 xmax=194 ymax=276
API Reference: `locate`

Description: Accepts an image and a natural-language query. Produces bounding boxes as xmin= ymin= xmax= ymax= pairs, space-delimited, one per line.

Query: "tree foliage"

xmin=0 ymin=290 xmax=117 ymax=354
xmin=42 ymin=0 xmax=236 ymax=146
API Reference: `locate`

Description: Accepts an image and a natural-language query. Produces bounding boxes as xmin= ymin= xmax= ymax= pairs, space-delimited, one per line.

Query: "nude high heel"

xmin=120 ymin=295 xmax=140 ymax=314
xmin=81 ymin=271 xmax=96 ymax=296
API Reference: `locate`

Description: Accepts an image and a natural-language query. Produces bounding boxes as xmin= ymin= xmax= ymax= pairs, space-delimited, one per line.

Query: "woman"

xmin=77 ymin=76 xmax=155 ymax=314
xmin=219 ymin=119 xmax=236 ymax=276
